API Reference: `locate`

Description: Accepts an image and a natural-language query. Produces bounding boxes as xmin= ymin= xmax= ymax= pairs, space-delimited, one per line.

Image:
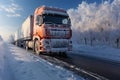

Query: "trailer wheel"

xmin=34 ymin=40 xmax=40 ymax=55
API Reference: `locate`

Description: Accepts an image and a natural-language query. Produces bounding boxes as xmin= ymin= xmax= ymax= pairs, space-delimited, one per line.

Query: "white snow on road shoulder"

xmin=0 ymin=42 xmax=5 ymax=80
xmin=0 ymin=41 xmax=85 ymax=80
xmin=73 ymin=43 xmax=120 ymax=62
xmin=0 ymin=42 xmax=14 ymax=80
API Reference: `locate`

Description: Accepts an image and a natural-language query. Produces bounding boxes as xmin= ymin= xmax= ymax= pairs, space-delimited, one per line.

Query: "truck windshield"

xmin=43 ymin=14 xmax=71 ymax=25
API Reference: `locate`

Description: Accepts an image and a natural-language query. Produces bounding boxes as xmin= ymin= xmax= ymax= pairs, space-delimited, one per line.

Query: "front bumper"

xmin=40 ymin=39 xmax=72 ymax=53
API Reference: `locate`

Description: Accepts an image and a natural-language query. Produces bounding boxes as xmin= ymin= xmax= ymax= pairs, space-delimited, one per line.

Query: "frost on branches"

xmin=68 ymin=0 xmax=120 ymax=48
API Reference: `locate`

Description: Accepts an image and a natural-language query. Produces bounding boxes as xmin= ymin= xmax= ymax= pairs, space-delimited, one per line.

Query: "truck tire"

xmin=34 ymin=40 xmax=40 ymax=55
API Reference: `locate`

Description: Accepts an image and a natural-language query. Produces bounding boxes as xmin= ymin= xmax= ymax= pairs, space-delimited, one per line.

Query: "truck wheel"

xmin=34 ymin=40 xmax=40 ymax=55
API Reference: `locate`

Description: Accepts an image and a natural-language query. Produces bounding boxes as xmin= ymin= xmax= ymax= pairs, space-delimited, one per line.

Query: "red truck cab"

xmin=32 ymin=6 xmax=72 ymax=54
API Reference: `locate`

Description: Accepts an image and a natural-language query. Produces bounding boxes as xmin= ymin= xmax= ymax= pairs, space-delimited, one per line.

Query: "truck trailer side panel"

xmin=21 ymin=15 xmax=33 ymax=40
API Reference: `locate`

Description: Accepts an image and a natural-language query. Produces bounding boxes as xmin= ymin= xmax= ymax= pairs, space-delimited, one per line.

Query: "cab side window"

xmin=36 ymin=15 xmax=43 ymax=26
xmin=36 ymin=15 xmax=40 ymax=25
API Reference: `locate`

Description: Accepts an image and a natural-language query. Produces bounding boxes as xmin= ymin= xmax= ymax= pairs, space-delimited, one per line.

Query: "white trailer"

xmin=14 ymin=15 xmax=33 ymax=48
xmin=21 ymin=15 xmax=33 ymax=40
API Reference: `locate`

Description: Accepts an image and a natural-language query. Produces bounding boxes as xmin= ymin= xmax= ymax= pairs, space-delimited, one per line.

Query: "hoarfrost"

xmin=67 ymin=0 xmax=120 ymax=47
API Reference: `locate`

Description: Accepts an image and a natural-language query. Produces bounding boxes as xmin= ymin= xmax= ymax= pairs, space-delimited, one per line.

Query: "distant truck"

xmin=14 ymin=6 xmax=72 ymax=55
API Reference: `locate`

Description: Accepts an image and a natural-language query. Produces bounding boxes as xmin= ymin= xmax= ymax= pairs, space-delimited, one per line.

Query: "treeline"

xmin=68 ymin=0 xmax=120 ymax=48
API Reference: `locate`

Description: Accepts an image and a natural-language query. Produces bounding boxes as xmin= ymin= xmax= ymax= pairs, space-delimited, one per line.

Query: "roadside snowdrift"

xmin=73 ymin=43 xmax=120 ymax=62
xmin=0 ymin=41 xmax=84 ymax=80
xmin=0 ymin=42 xmax=14 ymax=80
xmin=0 ymin=42 xmax=6 ymax=80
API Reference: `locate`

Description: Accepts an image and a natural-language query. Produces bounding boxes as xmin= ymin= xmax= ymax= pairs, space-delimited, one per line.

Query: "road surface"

xmin=28 ymin=49 xmax=120 ymax=80
xmin=58 ymin=53 xmax=120 ymax=80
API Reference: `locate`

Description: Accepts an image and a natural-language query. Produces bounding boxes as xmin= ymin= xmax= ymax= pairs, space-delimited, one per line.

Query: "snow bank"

xmin=8 ymin=45 xmax=85 ymax=80
xmin=67 ymin=0 xmax=120 ymax=47
xmin=0 ymin=41 xmax=14 ymax=80
xmin=0 ymin=42 xmax=5 ymax=80
xmin=0 ymin=42 xmax=85 ymax=80
xmin=73 ymin=43 xmax=120 ymax=62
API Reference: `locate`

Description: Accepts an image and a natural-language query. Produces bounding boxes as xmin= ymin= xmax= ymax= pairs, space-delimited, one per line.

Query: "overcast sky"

xmin=0 ymin=0 xmax=105 ymax=40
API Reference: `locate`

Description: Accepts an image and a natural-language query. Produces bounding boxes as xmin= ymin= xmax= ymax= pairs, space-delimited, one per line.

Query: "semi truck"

xmin=14 ymin=6 xmax=72 ymax=55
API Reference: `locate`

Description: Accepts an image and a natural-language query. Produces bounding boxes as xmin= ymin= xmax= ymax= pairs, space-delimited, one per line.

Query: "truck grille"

xmin=50 ymin=29 xmax=69 ymax=38
xmin=51 ymin=39 xmax=68 ymax=48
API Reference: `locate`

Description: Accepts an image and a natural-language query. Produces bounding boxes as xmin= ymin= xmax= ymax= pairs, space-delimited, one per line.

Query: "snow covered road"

xmin=0 ymin=42 xmax=14 ymax=80
xmin=0 ymin=41 xmax=84 ymax=80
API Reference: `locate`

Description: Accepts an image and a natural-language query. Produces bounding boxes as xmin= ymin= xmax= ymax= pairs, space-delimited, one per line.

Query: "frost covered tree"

xmin=67 ymin=0 xmax=120 ymax=47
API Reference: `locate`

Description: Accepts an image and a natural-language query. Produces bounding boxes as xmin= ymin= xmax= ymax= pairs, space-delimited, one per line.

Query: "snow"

xmin=0 ymin=41 xmax=85 ymax=80
xmin=67 ymin=0 xmax=120 ymax=47
xmin=0 ymin=35 xmax=3 ymax=41
xmin=67 ymin=0 xmax=120 ymax=63
xmin=0 ymin=42 xmax=14 ymax=80
xmin=72 ymin=43 xmax=120 ymax=62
